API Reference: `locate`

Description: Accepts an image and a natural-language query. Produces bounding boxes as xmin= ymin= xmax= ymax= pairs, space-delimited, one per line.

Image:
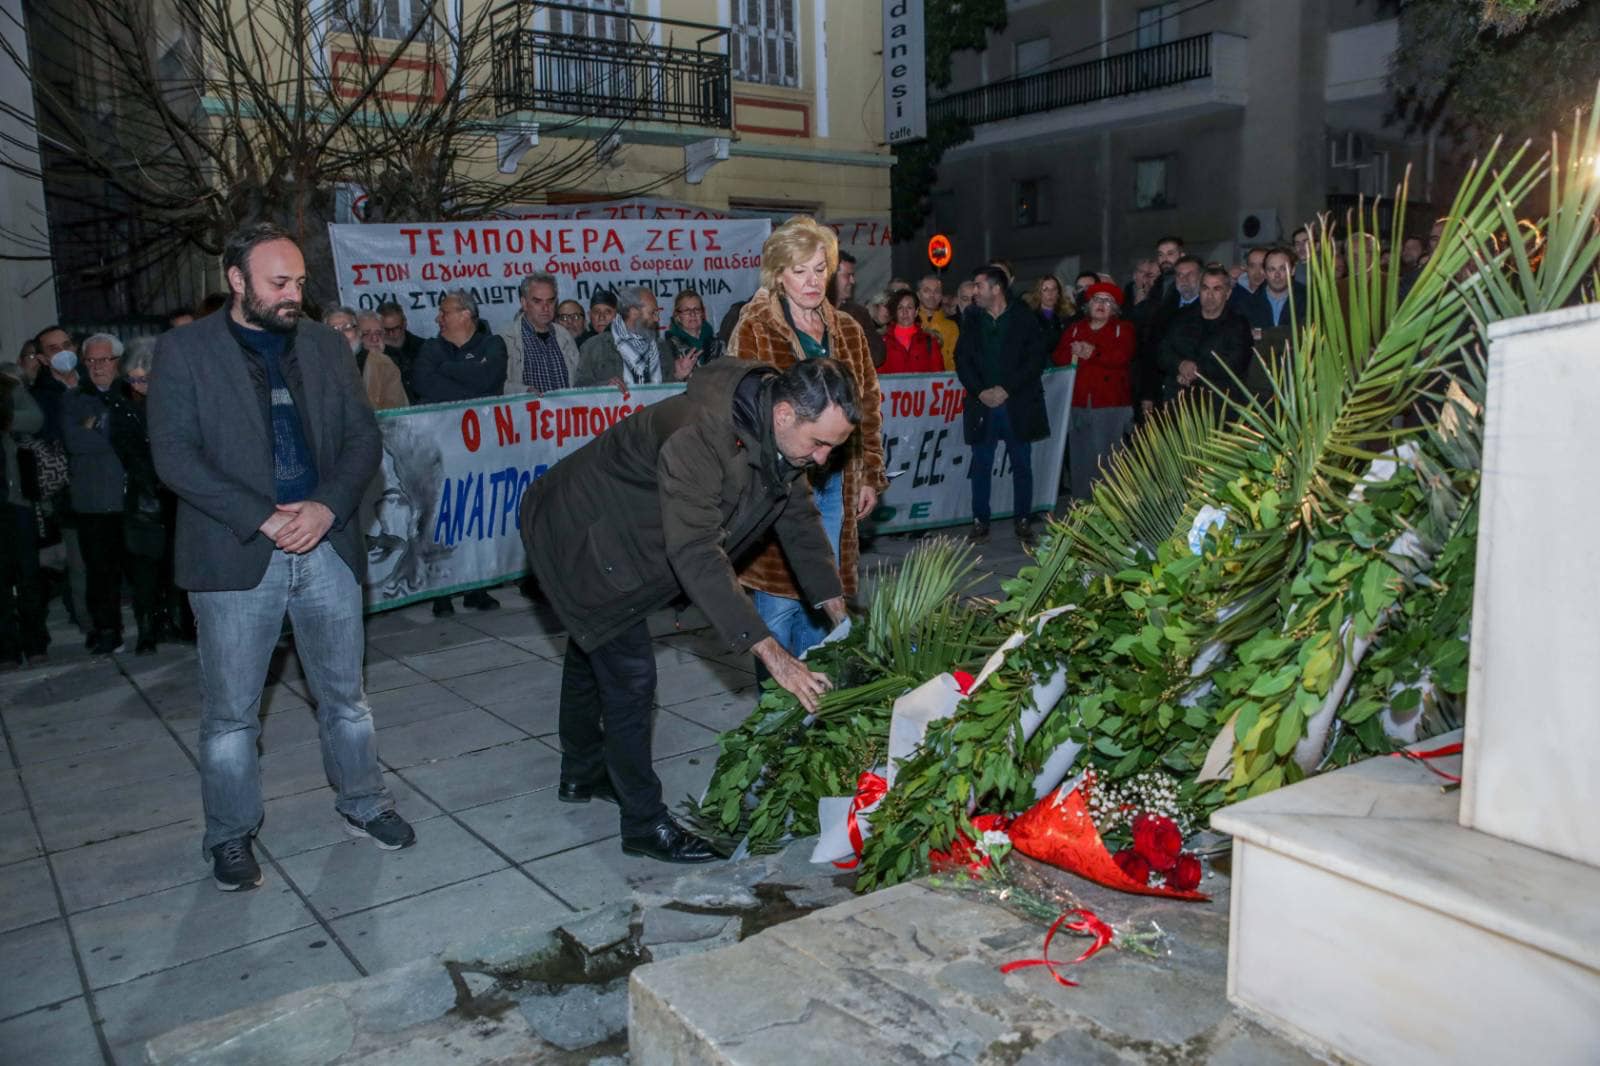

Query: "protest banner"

xmin=493 ymin=196 xmax=745 ymax=221
xmin=826 ymin=217 xmax=893 ymax=302
xmin=360 ymin=369 xmax=1074 ymax=613
xmin=328 ymin=217 xmax=771 ymax=341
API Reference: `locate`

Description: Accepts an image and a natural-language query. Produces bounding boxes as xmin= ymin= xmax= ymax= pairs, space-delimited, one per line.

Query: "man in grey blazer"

xmin=149 ymin=222 xmax=416 ymax=892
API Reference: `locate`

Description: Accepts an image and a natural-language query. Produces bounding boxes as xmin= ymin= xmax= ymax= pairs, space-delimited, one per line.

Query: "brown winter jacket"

xmin=727 ymin=288 xmax=887 ymax=600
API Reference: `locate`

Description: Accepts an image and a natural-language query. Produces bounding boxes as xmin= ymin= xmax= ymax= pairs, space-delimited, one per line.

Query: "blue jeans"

xmin=190 ymin=544 xmax=392 ymax=852
xmin=751 ymin=468 xmax=844 ymax=657
xmin=970 ymin=404 xmax=1035 ymax=523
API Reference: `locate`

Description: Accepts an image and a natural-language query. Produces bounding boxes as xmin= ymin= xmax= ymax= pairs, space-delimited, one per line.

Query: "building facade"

xmin=23 ymin=0 xmax=891 ymax=326
xmin=895 ymin=0 xmax=1431 ymax=289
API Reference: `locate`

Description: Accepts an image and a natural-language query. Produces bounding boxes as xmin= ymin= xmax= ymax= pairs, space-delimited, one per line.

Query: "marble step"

xmin=1211 ymin=731 xmax=1600 ymax=1066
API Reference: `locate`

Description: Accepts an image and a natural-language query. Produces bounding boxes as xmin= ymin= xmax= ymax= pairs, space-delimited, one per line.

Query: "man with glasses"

xmin=378 ymin=301 xmax=424 ymax=403
xmin=496 ymin=273 xmax=579 ymax=397
xmin=662 ymin=290 xmax=722 ymax=378
xmin=412 ymin=289 xmax=508 ymax=614
xmin=555 ymin=300 xmax=587 ymax=340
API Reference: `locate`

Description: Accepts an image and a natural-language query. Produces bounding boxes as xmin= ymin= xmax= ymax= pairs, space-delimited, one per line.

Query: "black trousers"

xmin=0 ymin=502 xmax=49 ymax=658
xmin=557 ymin=620 xmax=666 ymax=836
xmin=76 ymin=513 xmax=158 ymax=638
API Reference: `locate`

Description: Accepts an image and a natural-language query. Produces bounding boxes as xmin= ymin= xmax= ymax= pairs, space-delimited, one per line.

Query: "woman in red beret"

xmin=1052 ymin=282 xmax=1135 ymax=499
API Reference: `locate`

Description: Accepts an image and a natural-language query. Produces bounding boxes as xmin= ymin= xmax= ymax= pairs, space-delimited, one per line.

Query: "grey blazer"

xmin=148 ymin=310 xmax=382 ymax=592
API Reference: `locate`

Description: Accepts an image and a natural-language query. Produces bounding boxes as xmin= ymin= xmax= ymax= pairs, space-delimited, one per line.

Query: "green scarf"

xmin=667 ymin=318 xmax=718 ymax=357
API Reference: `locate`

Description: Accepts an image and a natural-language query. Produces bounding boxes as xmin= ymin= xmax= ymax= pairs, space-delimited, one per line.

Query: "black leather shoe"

xmin=557 ymin=778 xmax=619 ymax=805
xmin=621 ymin=818 xmax=720 ymax=864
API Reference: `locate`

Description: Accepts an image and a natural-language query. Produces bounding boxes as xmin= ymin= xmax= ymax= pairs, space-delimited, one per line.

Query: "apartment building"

xmin=895 ymin=0 xmax=1431 ymax=286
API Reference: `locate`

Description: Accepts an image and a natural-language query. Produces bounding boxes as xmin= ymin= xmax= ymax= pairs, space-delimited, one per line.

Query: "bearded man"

xmin=149 ymin=222 xmax=417 ymax=893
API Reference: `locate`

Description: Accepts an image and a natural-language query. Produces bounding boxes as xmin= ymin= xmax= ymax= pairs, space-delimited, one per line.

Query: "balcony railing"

xmin=490 ymin=1 xmax=731 ymax=128
xmin=931 ymin=33 xmax=1214 ymax=127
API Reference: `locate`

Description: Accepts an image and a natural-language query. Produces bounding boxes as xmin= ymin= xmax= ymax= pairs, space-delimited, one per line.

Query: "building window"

xmin=1134 ymin=157 xmax=1172 ymax=210
xmin=331 ymin=0 xmax=437 ymax=43
xmin=1014 ymin=178 xmax=1046 ymax=227
xmin=732 ymin=0 xmax=799 ymax=88
xmin=1136 ymin=3 xmax=1179 ymax=49
xmin=1014 ymin=36 xmax=1050 ymax=77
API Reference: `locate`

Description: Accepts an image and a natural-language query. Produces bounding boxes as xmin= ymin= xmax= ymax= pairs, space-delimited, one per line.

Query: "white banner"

xmin=492 ymin=196 xmax=748 ymax=222
xmin=883 ymin=0 xmax=927 ymax=145
xmin=328 ymin=218 xmax=771 ymax=340
xmin=359 ymin=369 xmax=1074 ymax=612
xmin=827 ymin=217 xmax=893 ymax=303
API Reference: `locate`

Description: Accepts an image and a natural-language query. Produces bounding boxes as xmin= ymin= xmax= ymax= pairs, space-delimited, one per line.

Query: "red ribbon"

xmin=1390 ymin=740 xmax=1464 ymax=783
xmin=999 ymin=908 xmax=1115 ymax=988
xmin=952 ymin=670 xmax=976 ymax=694
xmin=833 ymin=771 xmax=889 ymax=869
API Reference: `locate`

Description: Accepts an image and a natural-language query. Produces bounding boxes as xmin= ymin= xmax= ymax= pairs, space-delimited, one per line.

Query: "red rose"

xmin=1112 ymin=847 xmax=1152 ymax=885
xmin=1131 ymin=813 xmax=1184 ymax=873
xmin=1167 ymin=852 xmax=1203 ymax=892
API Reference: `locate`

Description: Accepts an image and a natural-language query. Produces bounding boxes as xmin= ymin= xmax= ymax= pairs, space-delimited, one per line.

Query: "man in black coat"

xmin=411 ymin=289 xmax=509 ymax=614
xmin=1239 ymin=247 xmax=1309 ymax=395
xmin=378 ymin=301 xmax=425 ymax=403
xmin=1157 ymin=264 xmax=1254 ymax=404
xmin=520 ymin=358 xmax=856 ymax=863
xmin=954 ymin=266 xmax=1051 ymax=544
xmin=150 ymin=223 xmax=416 ymax=893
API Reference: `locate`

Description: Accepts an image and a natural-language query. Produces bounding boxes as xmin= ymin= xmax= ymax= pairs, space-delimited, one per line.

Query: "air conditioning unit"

xmin=1236 ymin=208 xmax=1281 ymax=246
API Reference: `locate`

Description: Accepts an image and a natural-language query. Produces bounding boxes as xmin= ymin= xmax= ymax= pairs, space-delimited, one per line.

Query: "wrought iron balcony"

xmin=931 ymin=33 xmax=1215 ymax=128
xmin=490 ymin=1 xmax=731 ymax=129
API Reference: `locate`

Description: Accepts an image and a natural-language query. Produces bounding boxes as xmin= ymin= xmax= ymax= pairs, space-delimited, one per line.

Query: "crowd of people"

xmin=0 ymin=215 xmax=1446 ymax=674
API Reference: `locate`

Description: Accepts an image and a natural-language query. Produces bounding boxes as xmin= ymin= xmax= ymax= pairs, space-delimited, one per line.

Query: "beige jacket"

xmin=363 ymin=349 xmax=408 ymax=411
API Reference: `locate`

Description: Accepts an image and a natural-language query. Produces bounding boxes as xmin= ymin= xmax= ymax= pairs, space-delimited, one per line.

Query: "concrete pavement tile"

xmin=653 ymin=749 xmax=720 ymax=810
xmin=370 ymin=681 xmax=477 ymax=729
xmin=32 ymin=773 xmax=200 ymax=852
xmin=455 ymin=785 xmax=619 ymax=863
xmin=0 ymin=858 xmax=61 ymax=933
xmin=662 ymin=687 xmax=760 ymax=734
xmin=0 ymin=920 xmax=85 ymax=1019
xmin=22 ymin=736 xmax=194 ymax=801
xmin=275 ymin=817 xmax=507 ymax=919
xmin=8 ymin=712 xmax=172 ymax=765
xmin=368 ymin=619 xmax=496 ymax=659
xmin=0 ymin=768 xmax=24 ymax=814
xmin=395 ymin=737 xmax=561 ymax=812
xmin=259 ymin=775 xmax=442 ymax=859
xmin=522 ymin=837 xmax=666 ymax=911
xmin=259 ymin=740 xmax=338 ymax=801
xmin=403 ymin=639 xmax=537 ymax=681
xmin=650 ymin=712 xmax=721 ymax=760
xmin=361 ymin=656 xmax=429 ymax=694
xmin=71 ymin=877 xmax=316 ymax=990
xmin=652 ymin=657 xmax=756 ymax=708
xmin=362 ymin=604 xmax=428 ymax=637
xmin=501 ymin=631 xmax=569 ymax=659
xmin=0 ymin=808 xmax=45 ymax=865
xmin=475 ymin=693 xmax=560 ymax=737
xmin=94 ymin=928 xmax=360 ymax=1066
xmin=2 ymin=681 xmax=150 ymax=729
xmin=51 ymin=819 xmax=208 ymax=915
xmin=455 ymin=604 xmax=564 ymax=641
xmin=375 ymin=707 xmax=527 ymax=769
xmin=331 ymin=867 xmax=570 ymax=973
xmin=3 ymin=660 xmax=125 ymax=708
xmin=0 ymin=997 xmax=101 ymax=1066
xmin=439 ymin=657 xmax=564 ymax=707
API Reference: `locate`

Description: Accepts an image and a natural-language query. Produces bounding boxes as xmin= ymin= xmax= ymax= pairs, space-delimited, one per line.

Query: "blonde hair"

xmin=1025 ymin=274 xmax=1074 ymax=317
xmin=759 ymin=215 xmax=839 ymax=293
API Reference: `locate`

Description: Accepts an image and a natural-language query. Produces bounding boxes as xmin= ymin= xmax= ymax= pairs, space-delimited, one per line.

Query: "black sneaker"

xmin=343 ymin=810 xmax=417 ymax=850
xmin=969 ymin=519 xmax=991 ymax=544
xmin=211 ymin=836 xmax=263 ymax=892
xmin=463 ymin=589 xmax=501 ymax=611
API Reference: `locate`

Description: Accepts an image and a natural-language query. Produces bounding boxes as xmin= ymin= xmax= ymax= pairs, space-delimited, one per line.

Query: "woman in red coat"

xmin=1052 ymin=282 xmax=1135 ymax=499
xmin=880 ymin=290 xmax=945 ymax=374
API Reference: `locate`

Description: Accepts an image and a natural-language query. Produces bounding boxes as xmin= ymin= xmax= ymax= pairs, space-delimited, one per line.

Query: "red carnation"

xmin=1131 ymin=813 xmax=1184 ymax=872
xmin=1167 ymin=853 xmax=1203 ymax=892
xmin=1112 ymin=847 xmax=1152 ymax=885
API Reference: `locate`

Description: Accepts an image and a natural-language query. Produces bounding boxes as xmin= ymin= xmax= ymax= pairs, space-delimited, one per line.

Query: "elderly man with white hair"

xmin=61 ymin=332 xmax=160 ymax=654
xmin=573 ymin=285 xmax=692 ymax=388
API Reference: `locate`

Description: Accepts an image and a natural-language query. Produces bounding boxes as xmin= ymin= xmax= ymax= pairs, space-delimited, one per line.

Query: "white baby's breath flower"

xmin=980 ymin=829 xmax=1012 ymax=850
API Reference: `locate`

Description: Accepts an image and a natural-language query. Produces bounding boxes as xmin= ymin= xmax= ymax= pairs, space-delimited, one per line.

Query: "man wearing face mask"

xmin=519 ymin=357 xmax=856 ymax=863
xmin=150 ymin=222 xmax=416 ymax=894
